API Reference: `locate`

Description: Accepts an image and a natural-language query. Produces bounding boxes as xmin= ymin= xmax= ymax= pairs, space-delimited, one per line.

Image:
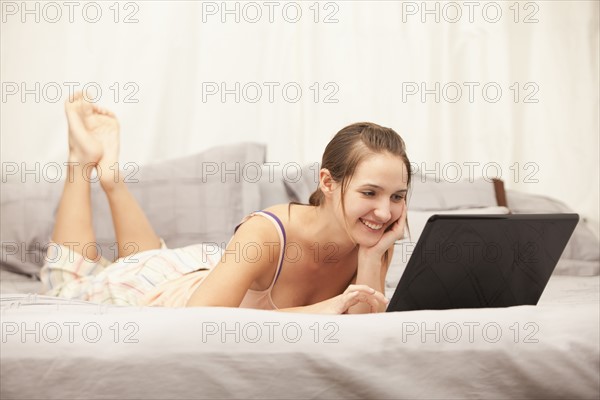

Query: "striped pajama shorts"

xmin=40 ymin=240 xmax=224 ymax=306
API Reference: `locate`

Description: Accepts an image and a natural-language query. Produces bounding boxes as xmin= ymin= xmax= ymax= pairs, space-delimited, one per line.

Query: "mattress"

xmin=1 ymin=275 xmax=598 ymax=399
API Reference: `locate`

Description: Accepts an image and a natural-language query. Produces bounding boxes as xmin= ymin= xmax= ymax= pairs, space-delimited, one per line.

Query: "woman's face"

xmin=336 ymin=152 xmax=409 ymax=247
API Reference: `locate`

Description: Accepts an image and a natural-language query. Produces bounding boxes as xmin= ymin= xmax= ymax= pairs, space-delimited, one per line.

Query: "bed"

xmin=1 ymin=143 xmax=599 ymax=399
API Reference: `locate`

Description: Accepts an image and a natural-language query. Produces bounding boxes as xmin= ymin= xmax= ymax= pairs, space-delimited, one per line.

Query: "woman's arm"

xmin=186 ymin=216 xmax=280 ymax=307
xmin=277 ymin=284 xmax=389 ymax=314
xmin=346 ymin=246 xmax=393 ymax=314
xmin=348 ymin=202 xmax=407 ymax=314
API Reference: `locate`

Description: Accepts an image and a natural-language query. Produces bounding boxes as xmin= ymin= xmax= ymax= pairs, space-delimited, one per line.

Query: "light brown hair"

xmin=309 ymin=122 xmax=412 ymax=209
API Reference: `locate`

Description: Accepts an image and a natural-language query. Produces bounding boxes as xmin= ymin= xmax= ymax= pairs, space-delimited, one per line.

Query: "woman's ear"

xmin=319 ymin=168 xmax=338 ymax=198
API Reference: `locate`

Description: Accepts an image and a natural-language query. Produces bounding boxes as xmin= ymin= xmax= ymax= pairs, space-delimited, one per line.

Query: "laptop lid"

xmin=386 ymin=213 xmax=579 ymax=312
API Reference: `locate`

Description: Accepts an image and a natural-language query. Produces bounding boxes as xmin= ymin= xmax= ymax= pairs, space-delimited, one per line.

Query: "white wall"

xmin=1 ymin=1 xmax=598 ymax=231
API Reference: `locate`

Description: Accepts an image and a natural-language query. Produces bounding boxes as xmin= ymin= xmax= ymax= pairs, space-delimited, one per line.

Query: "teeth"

xmin=360 ymin=218 xmax=383 ymax=230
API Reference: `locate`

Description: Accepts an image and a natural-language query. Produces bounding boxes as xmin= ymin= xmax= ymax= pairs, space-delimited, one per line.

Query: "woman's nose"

xmin=374 ymin=201 xmax=391 ymax=222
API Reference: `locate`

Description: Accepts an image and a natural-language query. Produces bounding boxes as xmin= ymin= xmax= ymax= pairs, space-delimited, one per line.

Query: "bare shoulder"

xmin=262 ymin=202 xmax=312 ymax=225
xmin=262 ymin=203 xmax=292 ymax=221
xmin=234 ymin=210 xmax=283 ymax=245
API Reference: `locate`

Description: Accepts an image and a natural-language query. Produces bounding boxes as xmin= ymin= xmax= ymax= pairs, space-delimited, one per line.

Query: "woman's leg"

xmin=100 ymin=179 xmax=162 ymax=259
xmin=92 ymin=98 xmax=162 ymax=259
xmin=51 ymin=92 xmax=106 ymax=260
xmin=51 ymin=162 xmax=99 ymax=259
xmin=52 ymin=92 xmax=161 ymax=261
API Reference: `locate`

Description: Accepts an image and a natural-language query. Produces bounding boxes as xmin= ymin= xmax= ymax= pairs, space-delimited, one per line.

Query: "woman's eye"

xmin=392 ymin=194 xmax=405 ymax=202
xmin=362 ymin=191 xmax=375 ymax=197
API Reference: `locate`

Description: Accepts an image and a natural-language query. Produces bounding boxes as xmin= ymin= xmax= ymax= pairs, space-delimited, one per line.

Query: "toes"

xmin=92 ymin=104 xmax=116 ymax=117
xmin=66 ymin=91 xmax=116 ymax=118
xmin=65 ymin=91 xmax=83 ymax=106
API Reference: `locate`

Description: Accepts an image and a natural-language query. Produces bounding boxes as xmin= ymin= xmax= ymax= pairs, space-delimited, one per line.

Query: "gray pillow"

xmin=256 ymin=164 xmax=298 ymax=209
xmin=408 ymin=173 xmax=498 ymax=210
xmin=0 ymin=180 xmax=62 ymax=276
xmin=281 ymin=162 xmax=321 ymax=204
xmin=282 ymin=166 xmax=499 ymax=210
xmin=1 ymin=143 xmax=266 ymax=277
xmin=506 ymin=189 xmax=599 ymax=275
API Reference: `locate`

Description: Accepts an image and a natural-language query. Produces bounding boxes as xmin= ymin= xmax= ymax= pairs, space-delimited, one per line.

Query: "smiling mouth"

xmin=360 ymin=218 xmax=384 ymax=231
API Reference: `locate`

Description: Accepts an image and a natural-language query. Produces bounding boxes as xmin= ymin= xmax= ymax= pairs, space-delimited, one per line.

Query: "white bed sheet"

xmin=1 ymin=275 xmax=598 ymax=400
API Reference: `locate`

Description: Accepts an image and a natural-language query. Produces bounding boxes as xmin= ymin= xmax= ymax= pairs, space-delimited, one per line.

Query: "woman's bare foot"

xmin=65 ymin=91 xmax=120 ymax=188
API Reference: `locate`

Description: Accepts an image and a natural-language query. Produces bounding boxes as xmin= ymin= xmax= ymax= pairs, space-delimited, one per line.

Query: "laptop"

xmin=386 ymin=213 xmax=579 ymax=312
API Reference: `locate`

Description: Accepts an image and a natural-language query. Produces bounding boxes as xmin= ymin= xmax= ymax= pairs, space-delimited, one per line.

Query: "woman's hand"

xmin=308 ymin=285 xmax=389 ymax=314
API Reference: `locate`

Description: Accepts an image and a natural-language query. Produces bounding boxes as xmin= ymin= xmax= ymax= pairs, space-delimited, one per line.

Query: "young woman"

xmin=41 ymin=92 xmax=411 ymax=314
